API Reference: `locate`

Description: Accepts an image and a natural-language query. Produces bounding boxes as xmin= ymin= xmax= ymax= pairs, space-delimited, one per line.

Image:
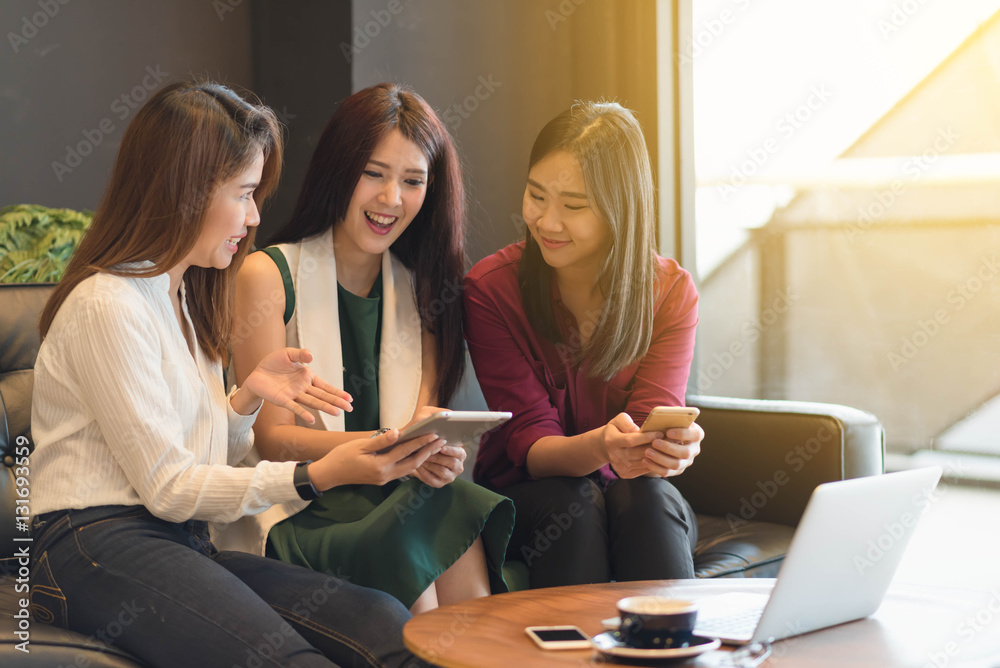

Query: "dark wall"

xmin=351 ymin=0 xmax=572 ymax=264
xmin=351 ymin=0 xmax=659 ymax=264
xmin=250 ymin=0 xmax=352 ymax=240
xmin=0 ymin=0 xmax=255 ymax=212
xmin=1 ymin=1 xmax=656 ymax=264
xmin=0 ymin=0 xmax=352 ymax=240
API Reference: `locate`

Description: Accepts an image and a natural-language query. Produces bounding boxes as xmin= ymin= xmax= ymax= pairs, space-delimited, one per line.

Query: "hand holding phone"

xmin=639 ymin=406 xmax=700 ymax=478
xmin=640 ymin=406 xmax=700 ymax=434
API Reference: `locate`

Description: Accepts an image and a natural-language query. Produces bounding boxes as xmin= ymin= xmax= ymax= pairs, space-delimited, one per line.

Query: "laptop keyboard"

xmin=696 ymin=607 xmax=762 ymax=638
xmin=693 ymin=593 xmax=768 ymax=641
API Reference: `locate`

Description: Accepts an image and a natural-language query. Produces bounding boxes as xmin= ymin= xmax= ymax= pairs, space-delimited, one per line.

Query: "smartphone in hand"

xmin=640 ymin=406 xmax=699 ymax=434
xmin=638 ymin=406 xmax=700 ymax=478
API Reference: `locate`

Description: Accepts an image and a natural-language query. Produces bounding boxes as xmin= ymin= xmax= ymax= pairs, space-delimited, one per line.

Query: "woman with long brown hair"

xmin=465 ymin=101 xmax=705 ymax=588
xmin=30 ymin=81 xmax=437 ymax=667
xmin=230 ymin=83 xmax=513 ymax=612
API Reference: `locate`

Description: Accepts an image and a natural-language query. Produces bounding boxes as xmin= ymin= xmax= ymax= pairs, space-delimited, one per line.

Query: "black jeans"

xmin=500 ymin=476 xmax=698 ymax=588
xmin=30 ymin=505 xmax=428 ymax=668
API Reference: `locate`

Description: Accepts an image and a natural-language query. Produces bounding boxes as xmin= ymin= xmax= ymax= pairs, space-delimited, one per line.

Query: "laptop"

xmin=692 ymin=466 xmax=943 ymax=645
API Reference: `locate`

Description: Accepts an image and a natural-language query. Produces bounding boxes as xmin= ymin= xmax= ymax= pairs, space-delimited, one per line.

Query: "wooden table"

xmin=404 ymin=579 xmax=1000 ymax=667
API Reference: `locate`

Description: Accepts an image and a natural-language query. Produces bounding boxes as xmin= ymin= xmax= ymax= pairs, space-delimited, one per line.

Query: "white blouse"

xmin=30 ymin=266 xmax=300 ymax=524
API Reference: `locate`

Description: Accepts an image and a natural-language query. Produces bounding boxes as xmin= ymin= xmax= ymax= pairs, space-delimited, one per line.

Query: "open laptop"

xmin=692 ymin=466 xmax=943 ymax=645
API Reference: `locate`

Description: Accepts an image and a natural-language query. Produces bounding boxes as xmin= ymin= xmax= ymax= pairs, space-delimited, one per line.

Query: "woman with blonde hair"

xmin=30 ymin=80 xmax=435 ymax=666
xmin=465 ymin=101 xmax=704 ymax=587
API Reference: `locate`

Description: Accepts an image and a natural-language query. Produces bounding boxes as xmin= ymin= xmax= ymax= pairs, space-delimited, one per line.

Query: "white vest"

xmin=211 ymin=228 xmax=424 ymax=554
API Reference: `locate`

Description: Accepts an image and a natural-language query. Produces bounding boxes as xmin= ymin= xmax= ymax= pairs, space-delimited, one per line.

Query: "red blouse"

xmin=464 ymin=242 xmax=699 ymax=489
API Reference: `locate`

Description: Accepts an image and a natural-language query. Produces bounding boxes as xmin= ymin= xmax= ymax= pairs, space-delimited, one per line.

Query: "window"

xmin=690 ymin=0 xmax=1000 ymax=462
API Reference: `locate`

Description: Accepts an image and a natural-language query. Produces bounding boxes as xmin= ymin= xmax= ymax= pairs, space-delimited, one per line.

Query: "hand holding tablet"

xmin=372 ymin=410 xmax=511 ymax=455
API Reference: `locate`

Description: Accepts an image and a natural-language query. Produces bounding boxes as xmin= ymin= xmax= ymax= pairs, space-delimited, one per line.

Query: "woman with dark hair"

xmin=464 ymin=101 xmax=705 ymax=588
xmin=230 ymin=82 xmax=513 ymax=612
xmin=30 ymin=81 xmax=436 ymax=666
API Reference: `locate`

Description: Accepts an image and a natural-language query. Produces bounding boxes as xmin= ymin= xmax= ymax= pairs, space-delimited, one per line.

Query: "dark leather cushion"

xmin=694 ymin=515 xmax=794 ymax=579
xmin=680 ymin=395 xmax=884 ymax=527
xmin=1 ymin=285 xmax=53 ymax=563
xmin=0 ymin=284 xmax=53 ymax=456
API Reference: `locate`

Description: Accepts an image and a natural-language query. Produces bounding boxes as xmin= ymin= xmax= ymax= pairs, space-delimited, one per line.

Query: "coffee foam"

xmin=617 ymin=597 xmax=697 ymax=615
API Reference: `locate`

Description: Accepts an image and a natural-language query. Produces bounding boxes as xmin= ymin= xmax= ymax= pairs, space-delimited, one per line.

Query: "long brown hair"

xmin=40 ymin=81 xmax=283 ymax=362
xmin=519 ymin=101 xmax=660 ymax=380
xmin=269 ymin=83 xmax=467 ymax=405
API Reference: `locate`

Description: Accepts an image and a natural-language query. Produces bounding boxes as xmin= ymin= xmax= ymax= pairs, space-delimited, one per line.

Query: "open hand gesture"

xmin=242 ymin=347 xmax=353 ymax=425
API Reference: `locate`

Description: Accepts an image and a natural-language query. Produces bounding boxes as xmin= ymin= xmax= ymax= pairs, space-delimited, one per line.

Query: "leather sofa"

xmin=0 ymin=284 xmax=143 ymax=666
xmin=0 ymin=282 xmax=884 ymax=665
xmin=681 ymin=394 xmax=883 ymax=578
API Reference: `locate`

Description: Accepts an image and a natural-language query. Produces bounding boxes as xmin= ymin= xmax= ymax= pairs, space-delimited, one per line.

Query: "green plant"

xmin=0 ymin=204 xmax=93 ymax=283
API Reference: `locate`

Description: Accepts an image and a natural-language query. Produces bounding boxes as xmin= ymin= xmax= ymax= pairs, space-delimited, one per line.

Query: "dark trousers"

xmin=499 ymin=476 xmax=698 ymax=588
xmin=30 ymin=505 xmax=427 ymax=668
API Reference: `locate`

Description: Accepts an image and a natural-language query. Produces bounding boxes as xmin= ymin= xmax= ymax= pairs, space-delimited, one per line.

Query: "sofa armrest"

xmin=670 ymin=395 xmax=884 ymax=528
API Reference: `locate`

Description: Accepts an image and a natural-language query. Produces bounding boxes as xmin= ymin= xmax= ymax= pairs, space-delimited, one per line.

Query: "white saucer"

xmin=591 ymin=631 xmax=720 ymax=661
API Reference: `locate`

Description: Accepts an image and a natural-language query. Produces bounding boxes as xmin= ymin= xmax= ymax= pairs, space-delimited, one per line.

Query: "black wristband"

xmin=293 ymin=461 xmax=322 ymax=500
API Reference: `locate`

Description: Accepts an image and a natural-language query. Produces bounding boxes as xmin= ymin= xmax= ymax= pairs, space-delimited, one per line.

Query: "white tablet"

xmin=374 ymin=410 xmax=511 ymax=454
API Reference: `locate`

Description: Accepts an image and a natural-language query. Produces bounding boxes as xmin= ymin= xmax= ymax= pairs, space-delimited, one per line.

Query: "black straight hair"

xmin=269 ymin=83 xmax=467 ymax=404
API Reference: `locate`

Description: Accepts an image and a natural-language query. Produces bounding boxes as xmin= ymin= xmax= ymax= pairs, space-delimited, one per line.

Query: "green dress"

xmin=264 ymin=258 xmax=514 ymax=609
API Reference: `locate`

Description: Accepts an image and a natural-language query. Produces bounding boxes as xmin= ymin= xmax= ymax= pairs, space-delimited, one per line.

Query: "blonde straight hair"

xmin=519 ymin=101 xmax=660 ymax=380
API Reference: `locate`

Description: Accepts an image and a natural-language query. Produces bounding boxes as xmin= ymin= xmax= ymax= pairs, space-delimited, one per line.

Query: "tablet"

xmin=373 ymin=410 xmax=512 ymax=454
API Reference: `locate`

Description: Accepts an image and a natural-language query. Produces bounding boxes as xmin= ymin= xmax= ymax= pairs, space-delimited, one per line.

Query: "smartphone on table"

xmin=524 ymin=625 xmax=591 ymax=650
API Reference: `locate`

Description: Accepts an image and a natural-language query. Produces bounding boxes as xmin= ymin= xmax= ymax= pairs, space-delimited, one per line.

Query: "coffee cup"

xmin=616 ymin=596 xmax=698 ymax=649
